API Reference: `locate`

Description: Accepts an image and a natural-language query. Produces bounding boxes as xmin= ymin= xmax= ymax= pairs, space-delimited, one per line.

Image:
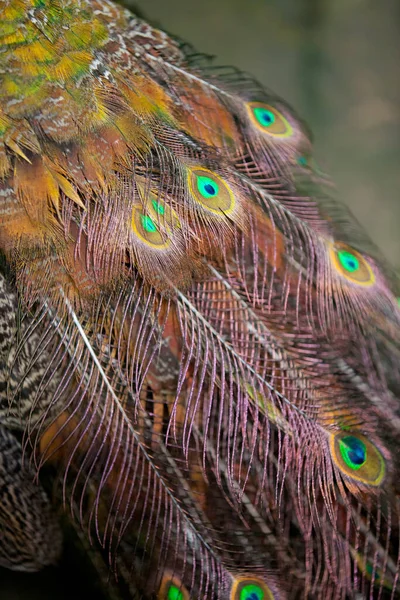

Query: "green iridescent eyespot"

xmin=187 ymin=167 xmax=235 ymax=215
xmin=330 ymin=243 xmax=375 ymax=286
xmin=253 ymin=107 xmax=276 ymax=128
xmin=131 ymin=205 xmax=170 ymax=248
xmin=132 ymin=180 xmax=182 ymax=247
xmin=297 ymin=155 xmax=308 ymax=167
xmin=353 ymin=550 xmax=393 ymax=590
xmin=196 ymin=175 xmax=219 ymax=199
xmin=232 ymin=577 xmax=274 ymax=600
xmin=152 ymin=199 xmax=166 ymax=215
xmin=337 ymin=250 xmax=359 ymax=273
xmin=158 ymin=574 xmax=189 ymax=600
xmin=330 ymin=432 xmax=385 ymax=486
xmin=141 ymin=214 xmax=157 ymax=233
xmin=148 ymin=195 xmax=181 ymax=230
xmin=338 ymin=436 xmax=366 ymax=470
xmin=247 ymin=102 xmax=293 ymax=138
xmin=240 ymin=583 xmax=265 ymax=600
xmin=166 ymin=584 xmax=184 ymax=600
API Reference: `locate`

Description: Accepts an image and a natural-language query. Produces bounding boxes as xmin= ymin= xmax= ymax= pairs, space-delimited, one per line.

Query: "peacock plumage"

xmin=0 ymin=1 xmax=399 ymax=598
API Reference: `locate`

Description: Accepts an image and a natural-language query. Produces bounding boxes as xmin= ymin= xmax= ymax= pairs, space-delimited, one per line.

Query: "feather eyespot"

xmin=330 ymin=243 xmax=375 ymax=286
xmin=296 ymin=154 xmax=316 ymax=169
xmin=131 ymin=205 xmax=171 ymax=249
xmin=151 ymin=199 xmax=165 ymax=215
xmin=158 ymin=574 xmax=189 ymax=600
xmin=135 ymin=179 xmax=181 ymax=231
xmin=296 ymin=155 xmax=309 ymax=168
xmin=354 ymin=553 xmax=393 ymax=590
xmin=330 ymin=432 xmax=385 ymax=486
xmin=149 ymin=197 xmax=181 ymax=230
xmin=247 ymin=102 xmax=293 ymax=138
xmin=187 ymin=167 xmax=235 ymax=215
xmin=231 ymin=577 xmax=274 ymax=600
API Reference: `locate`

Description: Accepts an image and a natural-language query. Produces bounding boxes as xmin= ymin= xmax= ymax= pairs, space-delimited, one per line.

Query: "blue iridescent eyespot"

xmin=187 ymin=167 xmax=235 ymax=215
xmin=253 ymin=107 xmax=276 ymax=128
xmin=197 ymin=176 xmax=219 ymax=199
xmin=339 ymin=436 xmax=366 ymax=469
xmin=231 ymin=577 xmax=274 ymax=600
xmin=240 ymin=583 xmax=264 ymax=600
xmin=337 ymin=250 xmax=359 ymax=273
xmin=247 ymin=102 xmax=293 ymax=138
xmin=330 ymin=243 xmax=375 ymax=286
xmin=330 ymin=432 xmax=385 ymax=486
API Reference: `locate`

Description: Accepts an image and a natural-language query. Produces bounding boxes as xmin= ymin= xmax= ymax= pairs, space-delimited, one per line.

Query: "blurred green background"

xmin=1 ymin=0 xmax=399 ymax=598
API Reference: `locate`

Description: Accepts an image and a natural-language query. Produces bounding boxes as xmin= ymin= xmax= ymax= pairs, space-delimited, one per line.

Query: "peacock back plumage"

xmin=0 ymin=1 xmax=399 ymax=598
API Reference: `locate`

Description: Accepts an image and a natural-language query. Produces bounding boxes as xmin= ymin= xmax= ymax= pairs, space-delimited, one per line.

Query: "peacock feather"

xmin=0 ymin=1 xmax=399 ymax=598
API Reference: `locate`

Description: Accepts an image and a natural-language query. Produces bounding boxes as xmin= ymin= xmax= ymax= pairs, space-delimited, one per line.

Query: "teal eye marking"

xmin=331 ymin=432 xmax=385 ymax=485
xmin=166 ymin=585 xmax=184 ymax=600
xmin=197 ymin=175 xmax=219 ymax=198
xmin=247 ymin=102 xmax=292 ymax=137
xmin=253 ymin=107 xmax=276 ymax=128
xmin=337 ymin=250 xmax=359 ymax=273
xmin=240 ymin=584 xmax=264 ymax=600
xmin=141 ymin=214 xmax=157 ymax=233
xmin=330 ymin=243 xmax=375 ymax=286
xmin=151 ymin=199 xmax=165 ymax=215
xmin=233 ymin=578 xmax=273 ymax=600
xmin=132 ymin=204 xmax=171 ymax=248
xmin=297 ymin=155 xmax=308 ymax=167
xmin=339 ymin=436 xmax=366 ymax=470
xmin=188 ymin=167 xmax=235 ymax=214
xmin=364 ymin=561 xmax=384 ymax=584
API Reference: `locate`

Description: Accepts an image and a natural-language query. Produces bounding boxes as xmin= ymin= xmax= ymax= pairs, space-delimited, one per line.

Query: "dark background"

xmin=1 ymin=0 xmax=399 ymax=598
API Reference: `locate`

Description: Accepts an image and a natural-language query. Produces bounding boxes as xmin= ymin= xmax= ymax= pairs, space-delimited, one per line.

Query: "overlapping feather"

xmin=0 ymin=1 xmax=399 ymax=598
